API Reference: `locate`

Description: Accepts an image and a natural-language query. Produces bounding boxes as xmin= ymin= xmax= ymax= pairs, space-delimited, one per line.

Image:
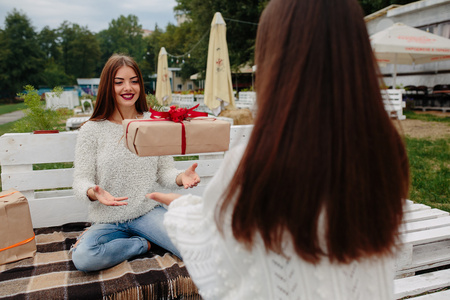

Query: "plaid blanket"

xmin=0 ymin=223 xmax=200 ymax=300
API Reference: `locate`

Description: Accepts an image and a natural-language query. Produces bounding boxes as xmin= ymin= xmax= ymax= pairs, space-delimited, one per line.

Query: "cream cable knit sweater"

xmin=73 ymin=113 xmax=181 ymax=224
xmin=164 ymin=145 xmax=395 ymax=300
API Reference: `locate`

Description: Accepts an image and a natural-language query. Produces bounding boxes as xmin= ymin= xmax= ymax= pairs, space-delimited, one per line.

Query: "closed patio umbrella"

xmin=155 ymin=47 xmax=172 ymax=105
xmin=370 ymin=23 xmax=450 ymax=87
xmin=204 ymin=12 xmax=235 ymax=116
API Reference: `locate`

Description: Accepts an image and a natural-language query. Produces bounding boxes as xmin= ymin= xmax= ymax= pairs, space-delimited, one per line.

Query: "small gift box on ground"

xmin=123 ymin=118 xmax=231 ymax=156
xmin=0 ymin=189 xmax=36 ymax=265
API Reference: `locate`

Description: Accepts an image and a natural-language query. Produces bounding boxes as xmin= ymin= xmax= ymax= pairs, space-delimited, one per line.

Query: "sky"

xmin=0 ymin=0 xmax=179 ymax=33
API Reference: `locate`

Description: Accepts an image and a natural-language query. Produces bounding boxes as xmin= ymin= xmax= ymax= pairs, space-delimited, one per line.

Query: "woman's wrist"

xmin=176 ymin=172 xmax=184 ymax=186
xmin=86 ymin=188 xmax=97 ymax=201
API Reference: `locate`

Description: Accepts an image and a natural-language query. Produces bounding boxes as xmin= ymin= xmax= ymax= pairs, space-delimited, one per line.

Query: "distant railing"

xmin=171 ymin=92 xmax=256 ymax=111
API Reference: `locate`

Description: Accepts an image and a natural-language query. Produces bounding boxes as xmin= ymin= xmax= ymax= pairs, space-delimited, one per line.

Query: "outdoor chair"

xmin=404 ymin=85 xmax=418 ymax=106
xmin=415 ymin=85 xmax=429 ymax=107
xmin=429 ymin=84 xmax=450 ymax=107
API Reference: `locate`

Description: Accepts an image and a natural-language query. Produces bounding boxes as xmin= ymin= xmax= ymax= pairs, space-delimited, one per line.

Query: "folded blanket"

xmin=0 ymin=223 xmax=200 ymax=300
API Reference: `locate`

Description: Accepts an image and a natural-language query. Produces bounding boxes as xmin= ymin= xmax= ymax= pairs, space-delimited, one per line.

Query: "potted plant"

xmin=13 ymin=85 xmax=64 ymax=134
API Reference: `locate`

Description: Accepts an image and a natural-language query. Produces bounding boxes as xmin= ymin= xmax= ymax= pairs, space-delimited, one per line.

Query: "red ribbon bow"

xmin=149 ymin=104 xmax=208 ymax=122
xmin=143 ymin=104 xmax=209 ymax=155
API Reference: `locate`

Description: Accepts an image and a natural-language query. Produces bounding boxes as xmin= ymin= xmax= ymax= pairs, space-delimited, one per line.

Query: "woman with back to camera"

xmin=149 ymin=0 xmax=410 ymax=298
xmin=71 ymin=54 xmax=200 ymax=272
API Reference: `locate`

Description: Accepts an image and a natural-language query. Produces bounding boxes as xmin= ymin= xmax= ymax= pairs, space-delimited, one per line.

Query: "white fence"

xmin=45 ymin=91 xmax=79 ymax=110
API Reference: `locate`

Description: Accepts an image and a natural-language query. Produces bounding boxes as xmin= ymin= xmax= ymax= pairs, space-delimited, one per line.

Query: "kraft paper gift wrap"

xmin=123 ymin=118 xmax=231 ymax=156
xmin=0 ymin=189 xmax=36 ymax=265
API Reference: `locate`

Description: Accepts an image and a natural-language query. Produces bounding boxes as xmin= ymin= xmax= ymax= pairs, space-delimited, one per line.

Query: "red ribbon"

xmin=126 ymin=105 xmax=209 ymax=155
xmin=149 ymin=104 xmax=208 ymax=122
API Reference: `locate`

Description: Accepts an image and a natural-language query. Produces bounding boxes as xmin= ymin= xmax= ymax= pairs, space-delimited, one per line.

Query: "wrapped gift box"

xmin=123 ymin=118 xmax=231 ymax=156
xmin=0 ymin=189 xmax=36 ymax=265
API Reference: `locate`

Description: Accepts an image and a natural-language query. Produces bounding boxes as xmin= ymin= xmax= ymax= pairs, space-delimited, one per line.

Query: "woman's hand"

xmin=88 ymin=185 xmax=128 ymax=206
xmin=177 ymin=163 xmax=201 ymax=189
xmin=146 ymin=192 xmax=182 ymax=206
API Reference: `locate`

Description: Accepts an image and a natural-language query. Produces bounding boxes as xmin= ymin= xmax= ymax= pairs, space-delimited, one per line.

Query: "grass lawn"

xmin=406 ymin=137 xmax=450 ymax=211
xmin=0 ymin=102 xmax=26 ymax=115
xmin=0 ymin=121 xmax=17 ymax=136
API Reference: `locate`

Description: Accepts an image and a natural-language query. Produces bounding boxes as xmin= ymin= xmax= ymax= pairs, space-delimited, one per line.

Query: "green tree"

xmin=157 ymin=22 xmax=201 ymax=79
xmin=141 ymin=26 xmax=163 ymax=82
xmin=358 ymin=0 xmax=418 ymax=15
xmin=97 ymin=14 xmax=146 ymax=69
xmin=40 ymin=61 xmax=73 ymax=87
xmin=38 ymin=26 xmax=61 ymax=62
xmin=0 ymin=10 xmax=45 ymax=101
xmin=37 ymin=26 xmax=74 ymax=87
xmin=174 ymin=0 xmax=268 ymax=74
xmin=58 ymin=22 xmax=101 ymax=81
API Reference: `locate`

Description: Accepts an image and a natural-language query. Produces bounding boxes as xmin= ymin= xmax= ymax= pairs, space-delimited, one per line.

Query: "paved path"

xmin=0 ymin=110 xmax=24 ymax=125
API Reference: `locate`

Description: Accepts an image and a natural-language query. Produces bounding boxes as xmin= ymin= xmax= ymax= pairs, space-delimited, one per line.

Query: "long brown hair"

xmin=90 ymin=54 xmax=148 ymax=121
xmin=218 ymin=0 xmax=409 ymax=264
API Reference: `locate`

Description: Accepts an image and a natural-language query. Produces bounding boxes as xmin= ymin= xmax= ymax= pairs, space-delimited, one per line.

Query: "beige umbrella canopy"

xmin=204 ymin=12 xmax=235 ymax=116
xmin=370 ymin=23 xmax=450 ymax=87
xmin=155 ymin=47 xmax=172 ymax=105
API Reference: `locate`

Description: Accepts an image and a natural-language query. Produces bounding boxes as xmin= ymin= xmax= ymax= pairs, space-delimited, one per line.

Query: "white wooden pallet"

xmin=395 ymin=201 xmax=450 ymax=299
xmin=382 ymin=89 xmax=407 ymax=120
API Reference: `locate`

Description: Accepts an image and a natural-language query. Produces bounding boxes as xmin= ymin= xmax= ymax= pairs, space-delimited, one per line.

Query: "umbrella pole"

xmin=393 ymin=53 xmax=398 ymax=89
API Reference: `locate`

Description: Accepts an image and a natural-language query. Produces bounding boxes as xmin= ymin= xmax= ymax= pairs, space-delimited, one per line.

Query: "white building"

xmin=365 ymin=0 xmax=450 ymax=88
xmin=76 ymin=78 xmax=100 ymax=96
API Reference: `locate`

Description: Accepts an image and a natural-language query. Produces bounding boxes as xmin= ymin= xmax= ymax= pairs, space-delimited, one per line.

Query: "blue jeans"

xmin=71 ymin=206 xmax=181 ymax=272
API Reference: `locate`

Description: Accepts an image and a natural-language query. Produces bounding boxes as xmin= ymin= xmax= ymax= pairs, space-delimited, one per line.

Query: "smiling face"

xmin=114 ymin=66 xmax=141 ymax=110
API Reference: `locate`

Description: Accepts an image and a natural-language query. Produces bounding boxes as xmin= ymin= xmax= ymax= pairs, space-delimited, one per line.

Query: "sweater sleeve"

xmin=164 ymin=145 xmax=247 ymax=299
xmin=164 ymin=194 xmax=227 ymax=299
xmin=72 ymin=122 xmax=98 ymax=202
xmin=156 ymin=155 xmax=182 ymax=189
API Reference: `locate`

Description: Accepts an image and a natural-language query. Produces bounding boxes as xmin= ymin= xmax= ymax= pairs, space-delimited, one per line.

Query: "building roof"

xmin=364 ymin=4 xmax=402 ymax=22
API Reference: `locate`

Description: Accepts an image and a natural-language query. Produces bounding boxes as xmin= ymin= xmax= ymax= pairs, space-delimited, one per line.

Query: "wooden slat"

xmin=0 ymin=131 xmax=78 ymax=165
xmin=2 ymin=168 xmax=74 ymax=191
xmin=28 ymin=196 xmax=89 ymax=228
xmin=174 ymin=159 xmax=224 ymax=177
xmin=401 ymin=216 xmax=450 ymax=234
xmin=410 ymin=289 xmax=450 ymax=299
xmin=408 ymin=239 xmax=450 ymax=270
xmin=394 ymin=268 xmax=450 ymax=299
xmin=401 ymin=225 xmax=450 ymax=245
xmin=229 ymin=125 xmax=253 ymax=149
xmin=404 ymin=202 xmax=433 ymax=213
xmin=403 ymin=209 xmax=449 ymax=223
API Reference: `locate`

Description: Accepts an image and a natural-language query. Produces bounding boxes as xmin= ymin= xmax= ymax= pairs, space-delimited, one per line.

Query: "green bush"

xmin=13 ymin=85 xmax=64 ymax=132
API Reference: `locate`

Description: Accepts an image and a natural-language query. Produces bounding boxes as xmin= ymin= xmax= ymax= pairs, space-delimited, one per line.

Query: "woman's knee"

xmin=71 ymin=243 xmax=103 ymax=272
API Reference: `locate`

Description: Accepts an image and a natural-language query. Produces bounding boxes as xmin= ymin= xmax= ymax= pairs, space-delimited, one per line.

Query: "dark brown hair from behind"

xmin=90 ymin=54 xmax=148 ymax=121
xmin=217 ymin=0 xmax=409 ymax=264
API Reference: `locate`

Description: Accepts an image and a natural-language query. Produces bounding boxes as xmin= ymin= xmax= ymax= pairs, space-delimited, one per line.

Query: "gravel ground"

xmin=395 ymin=111 xmax=450 ymax=140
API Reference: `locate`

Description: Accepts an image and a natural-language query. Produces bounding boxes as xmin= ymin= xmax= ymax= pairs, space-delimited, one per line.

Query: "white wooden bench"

xmin=0 ymin=125 xmax=252 ymax=228
xmin=1 ymin=126 xmax=450 ymax=299
xmin=382 ymin=89 xmax=407 ymax=120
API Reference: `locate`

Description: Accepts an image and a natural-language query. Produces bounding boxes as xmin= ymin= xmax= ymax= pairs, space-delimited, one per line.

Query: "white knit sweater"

xmin=164 ymin=145 xmax=396 ymax=300
xmin=73 ymin=113 xmax=181 ymax=224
